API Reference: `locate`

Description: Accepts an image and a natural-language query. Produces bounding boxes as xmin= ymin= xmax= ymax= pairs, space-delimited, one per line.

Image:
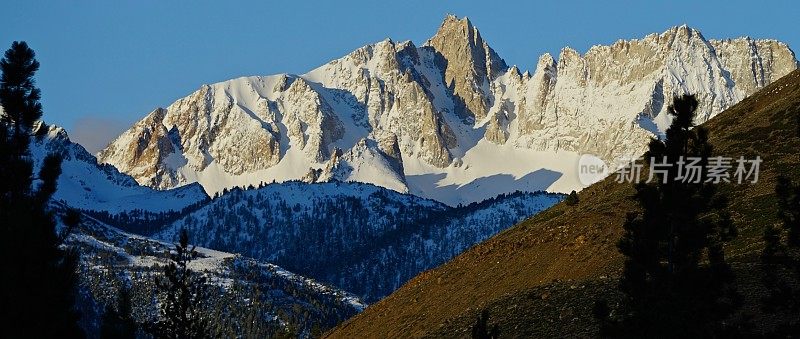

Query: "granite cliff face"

xmin=504 ymin=25 xmax=758 ymax=161
xmin=99 ymin=16 xmax=798 ymax=205
xmin=424 ymin=15 xmax=508 ymax=122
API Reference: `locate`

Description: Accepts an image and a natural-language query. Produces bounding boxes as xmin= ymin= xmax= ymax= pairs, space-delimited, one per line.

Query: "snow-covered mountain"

xmin=98 ymin=16 xmax=798 ymax=206
xmin=29 ymin=123 xmax=208 ymax=214
xmin=150 ymin=181 xmax=563 ymax=302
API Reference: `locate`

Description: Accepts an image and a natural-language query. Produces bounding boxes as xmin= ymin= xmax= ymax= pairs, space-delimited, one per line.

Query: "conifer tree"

xmin=152 ymin=228 xmax=210 ymax=339
xmin=596 ymin=95 xmax=738 ymax=337
xmin=100 ymin=285 xmax=138 ymax=339
xmin=565 ymin=190 xmax=579 ymax=206
xmin=760 ymin=111 xmax=800 ymax=334
xmin=471 ymin=309 xmax=500 ymax=339
xmin=0 ymin=41 xmax=83 ymax=338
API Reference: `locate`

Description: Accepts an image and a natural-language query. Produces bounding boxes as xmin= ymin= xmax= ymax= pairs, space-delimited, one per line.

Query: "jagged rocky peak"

xmin=665 ymin=24 xmax=704 ymax=40
xmin=376 ymin=132 xmax=402 ymax=165
xmin=710 ymin=37 xmax=799 ymax=96
xmin=578 ymin=25 xmax=716 ymax=87
xmin=97 ymin=107 xmax=181 ymax=189
xmin=555 ymin=46 xmax=587 ymax=84
xmin=528 ymin=53 xmax=557 ymax=99
xmin=515 ymin=53 xmax=557 ymax=136
xmin=424 ymin=15 xmax=508 ymax=121
xmin=511 ymin=24 xmax=798 ymax=164
xmin=273 ymin=73 xmax=294 ymax=92
xmin=323 ymin=37 xmax=418 ymax=84
xmin=99 ymin=19 xmax=798 ymax=204
xmin=304 ymin=32 xmax=456 ymax=169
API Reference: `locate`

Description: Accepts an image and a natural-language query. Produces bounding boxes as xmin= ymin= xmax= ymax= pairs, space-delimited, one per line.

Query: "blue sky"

xmin=2 ymin=1 xmax=799 ymax=152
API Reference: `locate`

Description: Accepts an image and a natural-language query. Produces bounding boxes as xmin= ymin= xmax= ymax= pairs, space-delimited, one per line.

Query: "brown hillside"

xmin=326 ymin=69 xmax=800 ymax=338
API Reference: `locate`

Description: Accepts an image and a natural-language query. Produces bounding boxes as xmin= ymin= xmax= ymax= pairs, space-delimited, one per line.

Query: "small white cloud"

xmin=69 ymin=115 xmax=132 ymax=155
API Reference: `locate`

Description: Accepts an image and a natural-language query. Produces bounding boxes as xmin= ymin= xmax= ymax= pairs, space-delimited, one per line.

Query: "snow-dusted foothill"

xmin=62 ymin=203 xmax=363 ymax=337
xmin=154 ymin=181 xmax=564 ymax=301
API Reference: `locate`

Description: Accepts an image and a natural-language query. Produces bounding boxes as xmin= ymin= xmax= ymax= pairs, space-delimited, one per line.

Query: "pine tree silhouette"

xmin=760 ymin=112 xmax=800 ymax=334
xmin=100 ymin=285 xmax=138 ymax=339
xmin=565 ymin=190 xmax=579 ymax=206
xmin=471 ymin=309 xmax=500 ymax=339
xmin=0 ymin=41 xmax=83 ymax=338
xmin=597 ymin=95 xmax=739 ymax=337
xmin=151 ymin=228 xmax=210 ymax=338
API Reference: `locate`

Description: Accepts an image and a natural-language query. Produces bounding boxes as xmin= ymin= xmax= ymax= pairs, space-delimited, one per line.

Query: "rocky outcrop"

xmin=710 ymin=37 xmax=799 ymax=96
xmin=280 ymin=77 xmax=344 ymax=162
xmin=317 ymin=140 xmax=408 ymax=193
xmin=97 ymin=108 xmax=182 ymax=189
xmin=376 ymin=132 xmax=404 ymax=174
